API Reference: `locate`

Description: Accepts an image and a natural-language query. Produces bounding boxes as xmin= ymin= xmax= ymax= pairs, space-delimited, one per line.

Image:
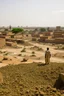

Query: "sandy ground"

xmin=0 ymin=62 xmax=64 ymax=96
xmin=0 ymin=41 xmax=64 ymax=67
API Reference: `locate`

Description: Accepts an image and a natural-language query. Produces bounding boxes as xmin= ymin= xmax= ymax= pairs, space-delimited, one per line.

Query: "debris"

xmin=0 ymin=72 xmax=3 ymax=84
xmin=21 ymin=57 xmax=28 ymax=62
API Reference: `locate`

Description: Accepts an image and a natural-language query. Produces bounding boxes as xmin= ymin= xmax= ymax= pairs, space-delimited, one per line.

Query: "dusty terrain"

xmin=0 ymin=41 xmax=64 ymax=68
xmin=0 ymin=40 xmax=64 ymax=96
xmin=0 ymin=62 xmax=64 ymax=96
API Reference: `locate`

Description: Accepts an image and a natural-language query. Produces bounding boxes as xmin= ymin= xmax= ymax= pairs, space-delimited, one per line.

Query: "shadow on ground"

xmin=37 ymin=63 xmax=48 ymax=66
xmin=54 ymin=77 xmax=64 ymax=90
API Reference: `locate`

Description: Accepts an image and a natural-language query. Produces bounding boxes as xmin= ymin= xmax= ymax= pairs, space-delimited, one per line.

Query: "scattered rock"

xmin=0 ymin=51 xmax=2 ymax=53
xmin=47 ymin=85 xmax=51 ymax=89
xmin=21 ymin=57 xmax=28 ymax=62
xmin=51 ymin=88 xmax=57 ymax=92
xmin=3 ymin=57 xmax=8 ymax=60
xmin=35 ymin=86 xmax=39 ymax=90
xmin=0 ymin=61 xmax=2 ymax=63
xmin=20 ymin=92 xmax=24 ymax=95
xmin=0 ymin=55 xmax=4 ymax=62
xmin=18 ymin=54 xmax=22 ymax=56
xmin=56 ymin=92 xmax=61 ymax=96
xmin=60 ymin=89 xmax=64 ymax=94
xmin=0 ymin=72 xmax=3 ymax=84
xmin=21 ymin=48 xmax=26 ymax=52
xmin=26 ymin=90 xmax=30 ymax=93
xmin=39 ymin=91 xmax=46 ymax=96
xmin=30 ymin=54 xmax=36 ymax=57
xmin=35 ymin=91 xmax=39 ymax=96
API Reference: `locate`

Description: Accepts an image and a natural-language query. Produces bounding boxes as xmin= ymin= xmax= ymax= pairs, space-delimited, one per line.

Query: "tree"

xmin=40 ymin=28 xmax=46 ymax=32
xmin=12 ymin=28 xmax=24 ymax=34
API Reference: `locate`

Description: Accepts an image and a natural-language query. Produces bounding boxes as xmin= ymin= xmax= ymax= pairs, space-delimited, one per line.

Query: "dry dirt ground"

xmin=0 ymin=41 xmax=64 ymax=67
xmin=0 ymin=41 xmax=64 ymax=96
xmin=0 ymin=62 xmax=64 ymax=96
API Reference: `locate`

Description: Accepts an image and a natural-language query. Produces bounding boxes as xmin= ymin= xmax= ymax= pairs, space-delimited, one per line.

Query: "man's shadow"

xmin=37 ymin=63 xmax=48 ymax=66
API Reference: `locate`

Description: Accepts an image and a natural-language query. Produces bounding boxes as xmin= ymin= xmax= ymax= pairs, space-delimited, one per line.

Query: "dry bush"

xmin=31 ymin=51 xmax=36 ymax=57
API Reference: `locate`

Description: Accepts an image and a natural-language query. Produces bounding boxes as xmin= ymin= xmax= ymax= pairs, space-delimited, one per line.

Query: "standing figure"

xmin=45 ymin=47 xmax=51 ymax=64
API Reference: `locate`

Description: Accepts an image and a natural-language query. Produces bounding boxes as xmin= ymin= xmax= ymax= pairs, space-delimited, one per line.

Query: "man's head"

xmin=47 ymin=47 xmax=49 ymax=50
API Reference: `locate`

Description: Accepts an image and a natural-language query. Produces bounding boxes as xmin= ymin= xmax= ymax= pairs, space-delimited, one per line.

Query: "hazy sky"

xmin=0 ymin=0 xmax=64 ymax=27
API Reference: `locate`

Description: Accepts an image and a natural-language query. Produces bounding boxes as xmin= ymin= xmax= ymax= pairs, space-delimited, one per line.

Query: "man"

xmin=45 ymin=47 xmax=51 ymax=64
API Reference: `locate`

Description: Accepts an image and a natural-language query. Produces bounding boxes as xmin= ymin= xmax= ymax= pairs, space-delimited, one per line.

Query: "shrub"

xmin=40 ymin=28 xmax=46 ymax=32
xmin=32 ymin=51 xmax=35 ymax=54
